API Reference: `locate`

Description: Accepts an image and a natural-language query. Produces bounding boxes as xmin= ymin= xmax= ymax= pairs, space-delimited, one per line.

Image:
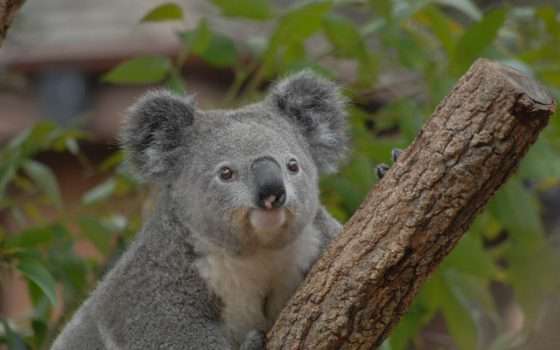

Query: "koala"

xmin=51 ymin=71 xmax=349 ymax=350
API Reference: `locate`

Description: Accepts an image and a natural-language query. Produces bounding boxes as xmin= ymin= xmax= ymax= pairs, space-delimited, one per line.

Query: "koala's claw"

xmin=377 ymin=148 xmax=403 ymax=180
xmin=376 ymin=164 xmax=390 ymax=179
xmin=391 ymin=148 xmax=402 ymax=162
xmin=240 ymin=330 xmax=266 ymax=350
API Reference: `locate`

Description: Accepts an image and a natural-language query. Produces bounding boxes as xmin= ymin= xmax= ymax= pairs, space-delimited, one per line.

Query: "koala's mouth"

xmin=230 ymin=206 xmax=296 ymax=252
xmin=249 ymin=208 xmax=286 ymax=233
xmin=249 ymin=208 xmax=286 ymax=232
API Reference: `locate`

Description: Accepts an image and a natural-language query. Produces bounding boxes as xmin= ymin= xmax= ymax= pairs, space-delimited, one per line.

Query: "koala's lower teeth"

xmin=249 ymin=208 xmax=286 ymax=232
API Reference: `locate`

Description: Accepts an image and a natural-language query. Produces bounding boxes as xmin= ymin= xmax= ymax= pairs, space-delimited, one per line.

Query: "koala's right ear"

xmin=120 ymin=90 xmax=195 ymax=182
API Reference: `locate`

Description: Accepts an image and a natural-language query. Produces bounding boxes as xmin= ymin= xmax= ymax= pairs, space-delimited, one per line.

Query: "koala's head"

xmin=121 ymin=71 xmax=348 ymax=256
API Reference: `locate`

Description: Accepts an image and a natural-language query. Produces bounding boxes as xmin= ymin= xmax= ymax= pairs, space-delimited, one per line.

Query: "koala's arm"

xmin=53 ymin=279 xmax=263 ymax=350
xmin=314 ymin=206 xmax=343 ymax=250
xmin=53 ymin=276 xmax=233 ymax=350
xmin=52 ymin=235 xmax=245 ymax=350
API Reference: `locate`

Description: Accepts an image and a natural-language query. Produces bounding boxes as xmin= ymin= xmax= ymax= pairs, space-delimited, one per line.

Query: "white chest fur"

xmin=195 ymin=226 xmax=321 ymax=346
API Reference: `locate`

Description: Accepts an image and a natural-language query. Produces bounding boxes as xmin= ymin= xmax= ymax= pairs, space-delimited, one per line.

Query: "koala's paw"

xmin=240 ymin=330 xmax=265 ymax=350
xmin=376 ymin=148 xmax=402 ymax=179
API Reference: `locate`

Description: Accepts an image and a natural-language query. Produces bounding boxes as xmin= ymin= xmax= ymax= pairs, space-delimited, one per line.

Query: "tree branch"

xmin=0 ymin=0 xmax=23 ymax=46
xmin=267 ymin=59 xmax=556 ymax=349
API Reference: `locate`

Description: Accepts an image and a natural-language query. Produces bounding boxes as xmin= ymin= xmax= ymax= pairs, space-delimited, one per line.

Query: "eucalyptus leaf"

xmin=322 ymin=14 xmax=366 ymax=58
xmin=210 ymin=0 xmax=272 ymax=20
xmin=387 ymin=301 xmax=430 ymax=350
xmin=451 ymin=8 xmax=507 ymax=75
xmin=265 ymin=1 xmax=332 ymax=65
xmin=82 ymin=178 xmax=117 ymax=205
xmin=200 ymin=35 xmax=237 ymax=67
xmin=103 ymin=56 xmax=171 ymax=85
xmin=1 ymin=319 xmax=28 ymax=350
xmin=423 ymin=272 xmax=478 ymax=350
xmin=79 ymin=217 xmax=112 ymax=253
xmin=166 ymin=69 xmax=187 ymax=94
xmin=184 ymin=19 xmax=212 ymax=54
xmin=6 ymin=227 xmax=54 ymax=249
xmin=436 ymin=0 xmax=481 ymax=20
xmin=369 ymin=0 xmax=393 ymax=19
xmin=141 ymin=3 xmax=183 ymax=22
xmin=181 ymin=29 xmax=237 ymax=68
xmin=22 ymin=160 xmax=62 ymax=209
xmin=17 ymin=257 xmax=58 ymax=306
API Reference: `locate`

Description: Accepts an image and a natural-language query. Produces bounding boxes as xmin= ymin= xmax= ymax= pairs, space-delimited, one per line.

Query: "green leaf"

xmin=0 ymin=163 xmax=16 ymax=199
xmin=536 ymin=6 xmax=560 ymax=39
xmin=141 ymin=2 xmax=183 ymax=22
xmin=166 ymin=69 xmax=187 ymax=94
xmin=369 ymin=0 xmax=393 ymax=19
xmin=5 ymin=226 xmax=58 ymax=249
xmin=17 ymin=257 xmax=57 ymax=306
xmin=387 ymin=300 xmax=431 ymax=350
xmin=31 ymin=319 xmax=48 ymax=349
xmin=99 ymin=151 xmax=124 ymax=172
xmin=416 ymin=5 xmax=456 ymax=57
xmin=82 ymin=178 xmax=117 ymax=205
xmin=181 ymin=28 xmax=237 ymax=68
xmin=443 ymin=233 xmax=498 ymax=279
xmin=489 ymin=178 xmax=544 ymax=246
xmin=101 ymin=215 xmax=128 ymax=232
xmin=443 ymin=268 xmax=498 ymax=318
xmin=79 ymin=217 xmax=112 ymax=253
xmin=320 ymin=176 xmax=364 ymax=214
xmin=102 ymin=56 xmax=171 ymax=85
xmin=392 ymin=0 xmax=432 ymax=21
xmin=441 ymin=274 xmax=481 ymax=350
xmin=488 ymin=331 xmax=527 ymax=350
xmin=183 ymin=19 xmax=212 ymax=54
xmin=518 ymin=139 xmax=560 ymax=182
xmin=199 ymin=34 xmax=237 ymax=67
xmin=322 ymin=14 xmax=366 ymax=58
xmin=64 ymin=138 xmax=79 ymax=155
xmin=266 ymin=1 xmax=332 ymax=61
xmin=489 ymin=178 xmax=560 ymax=321
xmin=357 ymin=53 xmax=379 ymax=87
xmin=451 ymin=8 xmax=507 ymax=75
xmin=423 ymin=272 xmax=478 ymax=350
xmin=210 ymin=0 xmax=272 ymax=20
xmin=22 ymin=160 xmax=62 ymax=209
xmin=436 ymin=0 xmax=481 ymax=20
xmin=506 ymin=241 xmax=560 ymax=322
xmin=192 ymin=20 xmax=212 ymax=54
xmin=8 ymin=121 xmax=57 ymax=154
xmin=1 ymin=319 xmax=28 ymax=350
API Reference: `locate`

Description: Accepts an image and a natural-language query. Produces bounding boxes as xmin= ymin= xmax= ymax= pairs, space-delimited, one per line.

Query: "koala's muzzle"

xmin=252 ymin=157 xmax=286 ymax=209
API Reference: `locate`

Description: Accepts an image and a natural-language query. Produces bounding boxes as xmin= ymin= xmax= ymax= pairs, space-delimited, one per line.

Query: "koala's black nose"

xmin=252 ymin=157 xmax=287 ymax=209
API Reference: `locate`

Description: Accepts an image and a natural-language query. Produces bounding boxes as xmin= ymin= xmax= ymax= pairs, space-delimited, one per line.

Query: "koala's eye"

xmin=218 ymin=166 xmax=235 ymax=182
xmin=287 ymin=158 xmax=299 ymax=174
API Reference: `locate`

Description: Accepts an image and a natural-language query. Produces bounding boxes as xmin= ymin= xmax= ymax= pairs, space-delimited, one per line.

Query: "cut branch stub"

xmin=266 ymin=59 xmax=556 ymax=350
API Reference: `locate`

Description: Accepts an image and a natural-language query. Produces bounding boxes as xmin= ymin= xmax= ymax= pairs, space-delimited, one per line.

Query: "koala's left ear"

xmin=267 ymin=70 xmax=349 ymax=174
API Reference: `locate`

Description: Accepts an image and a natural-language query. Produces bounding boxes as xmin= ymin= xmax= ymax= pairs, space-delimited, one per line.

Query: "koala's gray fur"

xmin=51 ymin=71 xmax=348 ymax=350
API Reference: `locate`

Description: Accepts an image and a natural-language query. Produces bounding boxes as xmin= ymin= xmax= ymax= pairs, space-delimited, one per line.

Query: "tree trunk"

xmin=0 ymin=0 xmax=23 ymax=46
xmin=267 ymin=59 xmax=556 ymax=349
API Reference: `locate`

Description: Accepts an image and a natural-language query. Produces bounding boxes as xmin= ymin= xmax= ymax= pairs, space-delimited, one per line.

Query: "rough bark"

xmin=267 ymin=59 xmax=556 ymax=349
xmin=0 ymin=0 xmax=23 ymax=46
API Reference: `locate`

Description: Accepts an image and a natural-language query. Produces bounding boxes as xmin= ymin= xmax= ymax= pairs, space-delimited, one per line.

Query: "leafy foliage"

xmin=2 ymin=1 xmax=560 ymax=349
xmin=102 ymin=56 xmax=172 ymax=85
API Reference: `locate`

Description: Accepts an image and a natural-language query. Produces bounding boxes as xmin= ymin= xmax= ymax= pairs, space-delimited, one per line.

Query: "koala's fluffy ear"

xmin=267 ymin=70 xmax=349 ymax=174
xmin=120 ymin=90 xmax=195 ymax=182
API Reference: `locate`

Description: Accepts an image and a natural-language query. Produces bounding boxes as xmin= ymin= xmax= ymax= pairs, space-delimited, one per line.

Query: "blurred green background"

xmin=1 ymin=0 xmax=559 ymax=349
